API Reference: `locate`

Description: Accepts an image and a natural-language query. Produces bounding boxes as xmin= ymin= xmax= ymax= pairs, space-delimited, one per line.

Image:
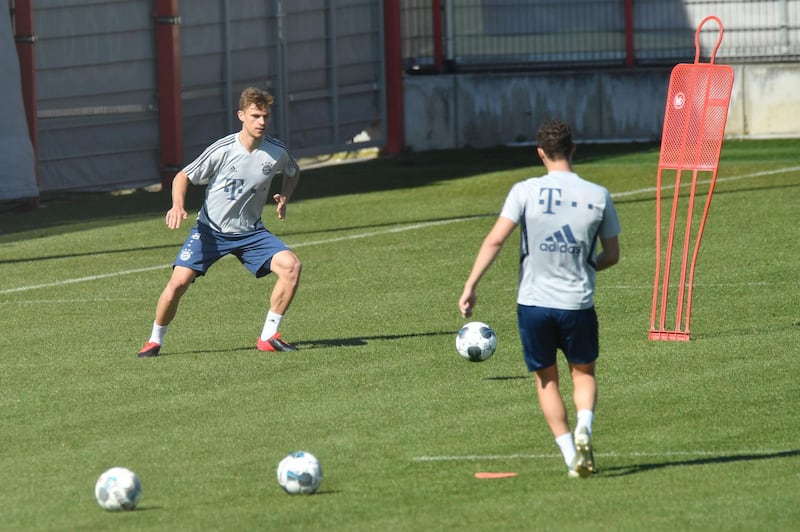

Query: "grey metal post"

xmin=327 ymin=0 xmax=339 ymax=145
xmin=223 ymin=0 xmax=233 ymax=132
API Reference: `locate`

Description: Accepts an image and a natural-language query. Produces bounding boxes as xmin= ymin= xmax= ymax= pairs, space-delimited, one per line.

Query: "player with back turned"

xmin=138 ymin=86 xmax=303 ymax=357
xmin=458 ymin=120 xmax=621 ymax=478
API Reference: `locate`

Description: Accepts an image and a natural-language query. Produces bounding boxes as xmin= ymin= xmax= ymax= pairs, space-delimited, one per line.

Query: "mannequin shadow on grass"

xmin=600 ymin=449 xmax=800 ymax=477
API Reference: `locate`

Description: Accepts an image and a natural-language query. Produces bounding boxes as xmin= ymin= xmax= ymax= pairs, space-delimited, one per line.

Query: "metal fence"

xmin=25 ymin=0 xmax=385 ymax=193
xmin=401 ymin=0 xmax=800 ymax=72
xmin=181 ymin=0 xmax=386 ymax=164
xmin=33 ymin=0 xmax=160 ymax=192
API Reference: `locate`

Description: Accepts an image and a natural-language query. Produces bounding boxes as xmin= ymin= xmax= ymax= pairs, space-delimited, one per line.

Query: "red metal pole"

xmin=431 ymin=0 xmax=443 ymax=71
xmin=13 ymin=0 xmax=39 ymax=190
xmin=383 ymin=0 xmax=404 ymax=154
xmin=154 ymin=0 xmax=183 ymax=188
xmin=624 ymin=0 xmax=635 ymax=67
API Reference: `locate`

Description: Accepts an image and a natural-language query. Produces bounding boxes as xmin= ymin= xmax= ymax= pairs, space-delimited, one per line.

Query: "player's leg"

xmin=534 ymin=365 xmax=580 ymax=476
xmin=562 ymin=308 xmax=600 ymax=476
xmin=570 ymin=361 xmax=597 ymax=476
xmin=139 ymin=223 xmax=219 ymax=358
xmin=267 ymin=249 xmax=302 ymax=315
xmin=519 ymin=305 xmax=577 ymax=473
xmin=235 ymin=231 xmax=302 ymax=352
xmin=534 ymin=365 xmax=571 ymax=437
xmin=570 ymin=362 xmax=597 ymax=425
xmin=138 ymin=266 xmax=197 ymax=357
xmin=258 ymin=249 xmax=302 ymax=352
xmin=155 ymin=265 xmax=197 ymax=325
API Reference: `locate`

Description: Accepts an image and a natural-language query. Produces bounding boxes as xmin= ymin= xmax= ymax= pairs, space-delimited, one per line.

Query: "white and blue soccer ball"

xmin=456 ymin=321 xmax=497 ymax=362
xmin=277 ymin=451 xmax=322 ymax=495
xmin=94 ymin=467 xmax=142 ymax=511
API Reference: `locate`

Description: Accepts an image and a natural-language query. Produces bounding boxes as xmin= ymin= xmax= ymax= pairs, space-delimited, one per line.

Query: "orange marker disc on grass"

xmin=474 ymin=472 xmax=518 ymax=479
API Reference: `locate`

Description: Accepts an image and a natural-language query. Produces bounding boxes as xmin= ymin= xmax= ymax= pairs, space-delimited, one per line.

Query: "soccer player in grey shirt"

xmin=458 ymin=120 xmax=621 ymax=478
xmin=138 ymin=87 xmax=302 ymax=357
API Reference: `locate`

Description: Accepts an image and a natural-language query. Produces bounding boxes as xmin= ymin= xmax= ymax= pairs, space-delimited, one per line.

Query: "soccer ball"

xmin=94 ymin=467 xmax=142 ymax=511
xmin=456 ymin=321 xmax=497 ymax=362
xmin=277 ymin=451 xmax=322 ymax=495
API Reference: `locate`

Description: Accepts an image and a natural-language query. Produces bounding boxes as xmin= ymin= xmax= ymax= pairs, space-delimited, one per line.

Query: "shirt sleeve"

xmin=280 ymin=151 xmax=299 ymax=179
xmin=183 ymin=145 xmax=224 ymax=186
xmin=499 ymin=182 xmax=525 ymax=223
xmin=598 ymin=189 xmax=622 ymax=239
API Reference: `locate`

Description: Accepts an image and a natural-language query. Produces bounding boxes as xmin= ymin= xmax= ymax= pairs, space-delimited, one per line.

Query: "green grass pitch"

xmin=1 ymin=139 xmax=798 ymax=531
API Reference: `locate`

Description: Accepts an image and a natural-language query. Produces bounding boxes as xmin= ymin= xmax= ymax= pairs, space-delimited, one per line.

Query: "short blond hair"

xmin=239 ymin=87 xmax=274 ymax=112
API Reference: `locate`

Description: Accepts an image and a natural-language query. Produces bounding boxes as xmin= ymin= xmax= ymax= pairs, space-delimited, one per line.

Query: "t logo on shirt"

xmin=224 ymin=178 xmax=245 ymax=200
xmin=539 ymin=187 xmax=562 ymax=214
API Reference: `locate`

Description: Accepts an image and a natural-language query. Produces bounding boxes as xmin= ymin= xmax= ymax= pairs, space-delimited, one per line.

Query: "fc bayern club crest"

xmin=262 ymin=161 xmax=274 ymax=176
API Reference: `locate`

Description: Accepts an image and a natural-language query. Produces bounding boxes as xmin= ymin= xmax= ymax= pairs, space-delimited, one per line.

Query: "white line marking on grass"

xmin=611 ymin=166 xmax=800 ymax=199
xmin=0 ymin=265 xmax=168 ymax=294
xmin=412 ymin=449 xmax=793 ymax=462
xmin=1 ymin=298 xmax=132 ymax=304
xmin=2 ymin=165 xmax=796 ymax=294
xmin=0 ymin=218 xmax=478 ymax=294
xmin=289 ymin=216 xmax=480 ymax=248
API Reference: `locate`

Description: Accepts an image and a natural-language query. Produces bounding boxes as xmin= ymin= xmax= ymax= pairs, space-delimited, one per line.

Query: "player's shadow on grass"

xmin=159 ymin=331 xmax=454 ymax=356
xmin=602 ymin=449 xmax=799 ymax=477
xmin=297 ymin=331 xmax=452 ymax=349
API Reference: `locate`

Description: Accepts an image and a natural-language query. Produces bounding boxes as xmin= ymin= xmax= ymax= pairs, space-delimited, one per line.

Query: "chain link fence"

xmin=402 ymin=0 xmax=800 ymax=71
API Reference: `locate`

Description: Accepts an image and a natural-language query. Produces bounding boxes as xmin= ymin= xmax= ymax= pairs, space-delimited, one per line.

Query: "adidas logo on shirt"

xmin=540 ymin=225 xmax=581 ymax=255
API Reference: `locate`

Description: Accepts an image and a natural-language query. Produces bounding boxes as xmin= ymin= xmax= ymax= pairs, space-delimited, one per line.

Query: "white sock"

xmin=555 ymin=432 xmax=576 ymax=467
xmin=148 ymin=321 xmax=168 ymax=345
xmin=260 ymin=311 xmax=283 ymax=340
xmin=576 ymin=409 xmax=594 ymax=435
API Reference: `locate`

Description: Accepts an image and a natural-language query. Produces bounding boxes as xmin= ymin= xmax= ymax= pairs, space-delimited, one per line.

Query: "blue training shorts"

xmin=174 ymin=223 xmax=290 ymax=278
xmin=517 ymin=304 xmax=599 ymax=372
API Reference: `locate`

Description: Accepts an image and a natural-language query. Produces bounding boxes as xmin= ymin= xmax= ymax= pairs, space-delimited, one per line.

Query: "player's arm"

xmin=459 ymin=216 xmax=517 ymax=318
xmin=273 ymin=165 xmax=301 ymax=221
xmin=595 ymin=235 xmax=620 ymax=271
xmin=595 ymin=193 xmax=621 ymax=271
xmin=165 ymin=171 xmax=190 ymax=230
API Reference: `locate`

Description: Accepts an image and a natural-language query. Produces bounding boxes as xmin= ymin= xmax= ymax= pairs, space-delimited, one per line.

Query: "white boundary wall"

xmin=403 ymin=64 xmax=800 ymax=151
xmin=0 ymin=8 xmax=37 ymax=201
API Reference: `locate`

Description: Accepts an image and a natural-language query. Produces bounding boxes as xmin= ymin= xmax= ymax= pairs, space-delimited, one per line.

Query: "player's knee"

xmin=288 ymin=258 xmax=302 ymax=284
xmin=164 ymin=279 xmax=190 ymax=300
xmin=275 ymin=251 xmax=302 ymax=283
xmin=165 ymin=268 xmax=194 ymax=295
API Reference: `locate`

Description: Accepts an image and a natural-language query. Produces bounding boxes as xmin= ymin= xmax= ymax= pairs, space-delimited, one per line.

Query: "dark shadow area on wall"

xmin=0 ymin=142 xmax=661 ymax=241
